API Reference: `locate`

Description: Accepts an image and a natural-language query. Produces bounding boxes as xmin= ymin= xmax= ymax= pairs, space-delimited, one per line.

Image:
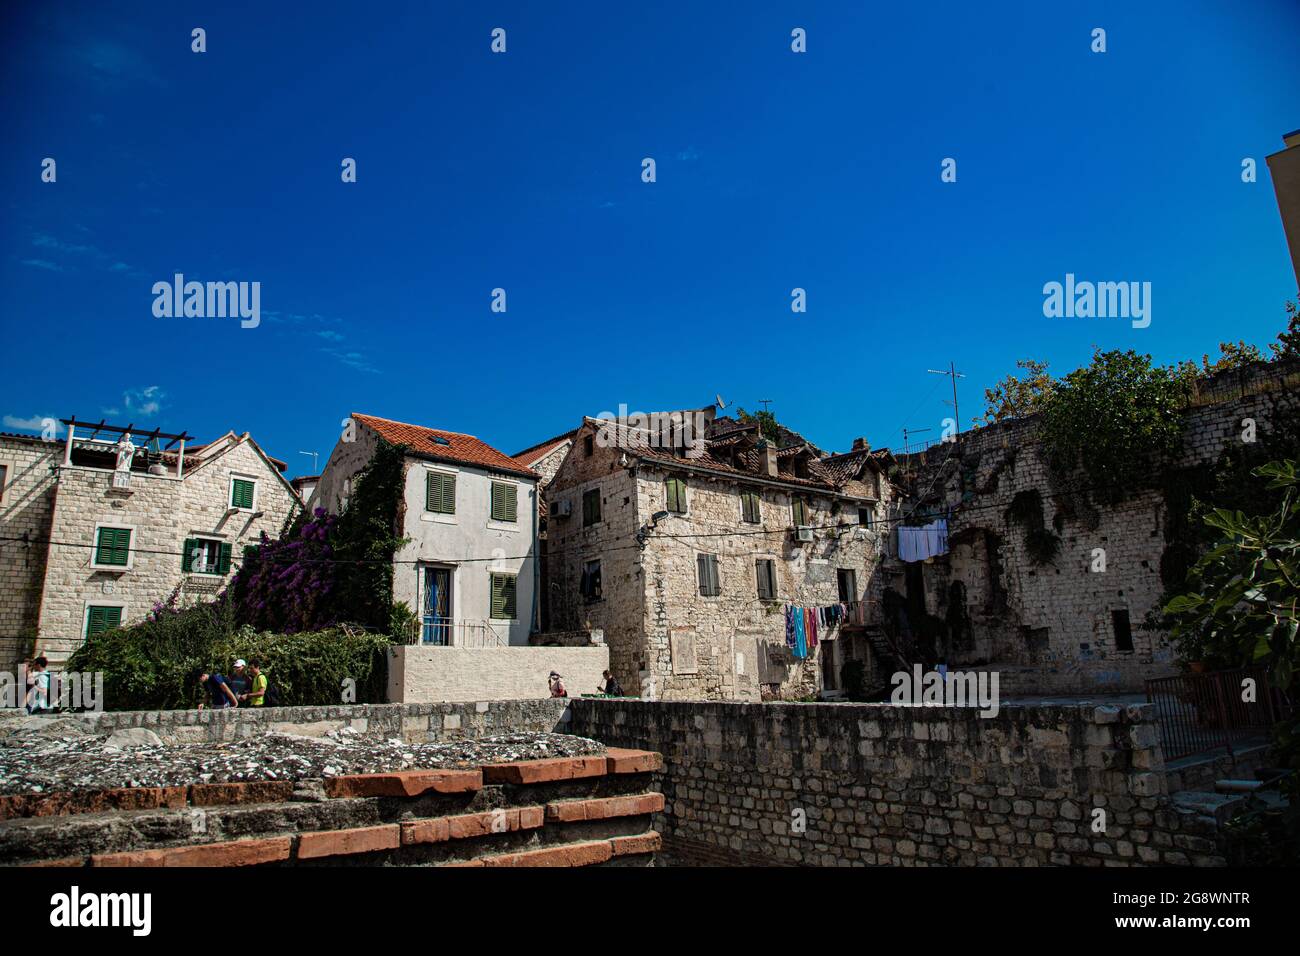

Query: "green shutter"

xmin=583 ymin=489 xmax=600 ymax=526
xmin=491 ymin=574 xmax=517 ymax=619
xmin=426 ymin=473 xmax=456 ymax=514
xmin=491 ymin=482 xmax=517 ymax=522
xmin=667 ymin=478 xmax=686 ymax=513
xmin=742 ymin=492 xmax=760 ymax=523
xmin=231 ymin=479 xmax=254 ymax=510
xmin=96 ymin=527 xmax=130 ymax=566
xmin=793 ymin=498 xmax=807 ymax=525
xmin=86 ymin=605 xmax=123 ymax=638
xmin=217 ymin=542 xmax=232 ymax=574
xmin=182 ymin=537 xmax=196 ymax=572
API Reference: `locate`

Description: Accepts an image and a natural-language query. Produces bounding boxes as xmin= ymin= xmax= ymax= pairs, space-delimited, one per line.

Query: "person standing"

xmin=548 ymin=671 xmax=567 ymax=698
xmin=242 ymin=660 xmax=268 ymax=707
xmin=600 ymin=670 xmax=624 ymax=696
xmin=25 ymin=656 xmax=52 ymax=714
xmin=229 ymin=659 xmax=250 ymax=699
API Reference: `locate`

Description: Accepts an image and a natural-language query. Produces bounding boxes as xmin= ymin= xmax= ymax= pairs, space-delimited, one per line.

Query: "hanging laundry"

xmin=806 ymin=607 xmax=818 ymax=649
xmin=785 ymin=605 xmax=796 ymax=649
xmin=792 ymin=607 xmax=808 ymax=659
xmin=899 ymin=519 xmax=950 ymax=563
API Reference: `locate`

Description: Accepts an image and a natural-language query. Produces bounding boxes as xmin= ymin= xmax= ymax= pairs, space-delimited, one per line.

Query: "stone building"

xmin=544 ymin=411 xmax=898 ymax=701
xmin=510 ymin=430 xmax=577 ymax=632
xmin=892 ymin=359 xmax=1300 ymax=694
xmin=313 ymin=413 xmax=541 ymax=645
xmin=0 ymin=422 xmax=300 ymax=670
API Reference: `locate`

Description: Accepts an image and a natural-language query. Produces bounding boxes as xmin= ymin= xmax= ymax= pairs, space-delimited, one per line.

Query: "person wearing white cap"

xmin=230 ymin=659 xmax=250 ymax=699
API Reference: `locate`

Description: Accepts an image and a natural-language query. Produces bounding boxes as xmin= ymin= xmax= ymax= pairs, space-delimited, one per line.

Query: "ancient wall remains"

xmin=569 ymin=699 xmax=1227 ymax=867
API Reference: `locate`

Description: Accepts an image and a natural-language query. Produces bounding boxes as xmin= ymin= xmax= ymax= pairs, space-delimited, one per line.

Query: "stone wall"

xmin=386 ymin=645 xmax=609 ymax=703
xmin=897 ymin=360 xmax=1300 ymax=693
xmin=4 ymin=699 xmax=573 ymax=744
xmin=568 ymin=699 xmax=1227 ymax=866
xmin=0 ymin=436 xmax=57 ymax=670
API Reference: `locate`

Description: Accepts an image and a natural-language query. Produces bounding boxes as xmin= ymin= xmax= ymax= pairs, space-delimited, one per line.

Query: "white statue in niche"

xmin=112 ymin=433 xmax=136 ymax=488
xmin=114 ymin=433 xmax=136 ymax=471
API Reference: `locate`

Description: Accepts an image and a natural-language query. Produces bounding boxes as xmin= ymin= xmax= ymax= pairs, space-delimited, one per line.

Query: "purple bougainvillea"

xmin=229 ymin=508 xmax=341 ymax=633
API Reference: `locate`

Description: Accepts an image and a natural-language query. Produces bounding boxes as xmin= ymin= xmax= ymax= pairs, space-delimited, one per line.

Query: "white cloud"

xmin=2 ymin=414 xmax=62 ymax=436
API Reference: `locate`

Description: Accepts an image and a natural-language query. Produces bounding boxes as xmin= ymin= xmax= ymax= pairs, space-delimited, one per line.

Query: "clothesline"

xmin=784 ymin=603 xmax=854 ymax=659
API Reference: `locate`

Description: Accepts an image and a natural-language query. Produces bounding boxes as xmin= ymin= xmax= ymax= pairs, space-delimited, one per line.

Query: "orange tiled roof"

xmin=353 ymin=413 xmax=539 ymax=480
xmin=511 ymin=430 xmax=576 ymax=470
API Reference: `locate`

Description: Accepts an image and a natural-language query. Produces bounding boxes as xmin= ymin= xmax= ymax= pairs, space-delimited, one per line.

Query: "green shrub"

xmin=68 ymin=599 xmax=390 ymax=711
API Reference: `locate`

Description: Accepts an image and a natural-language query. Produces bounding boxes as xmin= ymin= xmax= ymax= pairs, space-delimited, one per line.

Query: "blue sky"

xmin=2 ymin=0 xmax=1297 ymax=475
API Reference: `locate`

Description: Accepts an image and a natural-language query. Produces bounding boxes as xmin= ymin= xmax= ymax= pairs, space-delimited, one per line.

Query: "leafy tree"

xmin=1270 ymin=300 xmax=1300 ymax=361
xmin=976 ymin=359 xmax=1054 ymax=425
xmin=1164 ymin=460 xmax=1300 ymax=685
xmin=736 ymin=407 xmax=781 ymax=443
xmin=1199 ymin=340 xmax=1266 ymax=375
xmin=1163 ymin=460 xmax=1300 ymax=862
xmin=1039 ymin=349 xmax=1188 ymax=503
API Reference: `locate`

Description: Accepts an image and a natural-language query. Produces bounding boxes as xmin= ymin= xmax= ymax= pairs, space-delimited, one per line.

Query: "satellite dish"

xmin=716 ymin=394 xmax=728 ymax=409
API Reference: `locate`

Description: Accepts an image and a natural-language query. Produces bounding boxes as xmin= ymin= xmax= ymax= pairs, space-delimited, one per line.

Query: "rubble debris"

xmin=0 ymin=724 xmax=604 ymax=795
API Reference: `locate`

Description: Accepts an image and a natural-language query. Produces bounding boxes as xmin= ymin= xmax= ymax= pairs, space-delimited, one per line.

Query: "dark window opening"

xmin=1112 ymin=609 xmax=1134 ymax=652
xmin=581 ymin=560 xmax=602 ymax=603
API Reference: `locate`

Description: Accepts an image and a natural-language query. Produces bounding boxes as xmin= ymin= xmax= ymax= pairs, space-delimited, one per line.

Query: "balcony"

xmin=399 ymin=616 xmax=509 ymax=647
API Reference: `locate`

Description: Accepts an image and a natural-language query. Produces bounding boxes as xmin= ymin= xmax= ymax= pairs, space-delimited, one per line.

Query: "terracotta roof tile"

xmin=511 ymin=431 xmax=576 ymax=470
xmin=352 ymin=413 xmax=538 ymax=480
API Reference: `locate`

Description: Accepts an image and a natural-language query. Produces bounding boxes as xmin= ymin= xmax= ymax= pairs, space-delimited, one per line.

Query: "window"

xmin=490 ymin=481 xmax=518 ymax=522
xmin=756 ymin=559 xmax=777 ymax=600
xmin=741 ymin=491 xmax=761 ymax=524
xmin=183 ymin=538 xmax=231 ymax=575
xmin=93 ymin=527 xmax=131 ymax=567
xmin=490 ymin=573 xmax=518 ymax=620
xmin=85 ymin=605 xmax=123 ymax=638
xmin=230 ymin=477 xmax=256 ymax=511
xmin=0 ymin=464 xmax=7 ymax=503
xmin=1112 ymin=609 xmax=1134 ymax=652
xmin=666 ymin=477 xmax=687 ymax=513
xmin=583 ymin=488 xmax=601 ymax=526
xmin=697 ymin=553 xmax=721 ymax=597
xmin=584 ymin=435 xmax=594 ymax=457
xmin=858 ymin=507 xmax=872 ymax=527
xmin=581 ymin=560 xmax=603 ymax=602
xmin=837 ymin=569 xmax=857 ymax=603
xmin=425 ymin=472 xmax=456 ymax=514
xmin=792 ymin=497 xmax=808 ymax=526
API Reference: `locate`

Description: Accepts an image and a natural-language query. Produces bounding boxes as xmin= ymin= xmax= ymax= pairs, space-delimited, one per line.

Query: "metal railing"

xmin=1145 ymin=665 xmax=1289 ymax=761
xmin=400 ymin=617 xmax=509 ymax=647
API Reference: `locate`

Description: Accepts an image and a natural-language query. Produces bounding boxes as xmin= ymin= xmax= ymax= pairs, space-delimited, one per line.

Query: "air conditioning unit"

xmin=552 ymin=499 xmax=572 ymax=518
xmin=796 ymin=526 xmax=814 ymax=542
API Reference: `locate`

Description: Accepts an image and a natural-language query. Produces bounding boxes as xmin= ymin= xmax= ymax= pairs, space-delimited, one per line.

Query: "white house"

xmin=314 ymin=413 xmax=540 ymax=647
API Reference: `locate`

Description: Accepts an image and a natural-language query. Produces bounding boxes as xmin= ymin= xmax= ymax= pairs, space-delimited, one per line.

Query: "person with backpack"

xmin=242 ymin=660 xmax=268 ymax=707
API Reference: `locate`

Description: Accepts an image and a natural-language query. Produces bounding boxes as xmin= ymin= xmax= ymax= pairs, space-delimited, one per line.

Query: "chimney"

xmin=761 ymin=445 xmax=778 ymax=476
xmin=851 ymin=437 xmax=869 ymax=452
